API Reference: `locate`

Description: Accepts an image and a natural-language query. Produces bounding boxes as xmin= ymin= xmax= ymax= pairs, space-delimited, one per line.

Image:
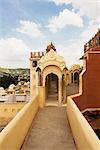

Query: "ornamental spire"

xmin=46 ymin=42 xmax=56 ymax=52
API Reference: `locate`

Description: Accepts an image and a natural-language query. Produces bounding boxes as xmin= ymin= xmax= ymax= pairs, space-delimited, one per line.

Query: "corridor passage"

xmin=22 ymin=107 xmax=76 ymax=150
xmin=45 ymin=73 xmax=58 ymax=104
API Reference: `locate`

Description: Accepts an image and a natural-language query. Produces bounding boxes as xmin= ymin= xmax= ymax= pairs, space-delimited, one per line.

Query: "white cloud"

xmin=0 ymin=38 xmax=29 ymax=68
xmin=49 ymin=0 xmax=100 ymax=20
xmin=16 ymin=20 xmax=44 ymax=38
xmin=81 ymin=21 xmax=99 ymax=40
xmin=47 ymin=9 xmax=83 ymax=33
xmin=56 ymin=39 xmax=84 ymax=68
xmin=72 ymin=0 xmax=100 ymax=20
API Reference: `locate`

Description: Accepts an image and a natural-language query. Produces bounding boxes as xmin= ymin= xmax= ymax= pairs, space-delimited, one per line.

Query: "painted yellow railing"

xmin=0 ymin=95 xmax=39 ymax=150
xmin=67 ymin=97 xmax=100 ymax=150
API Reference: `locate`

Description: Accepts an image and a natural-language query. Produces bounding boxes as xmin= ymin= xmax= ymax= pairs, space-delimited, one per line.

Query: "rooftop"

xmin=84 ymin=30 xmax=100 ymax=53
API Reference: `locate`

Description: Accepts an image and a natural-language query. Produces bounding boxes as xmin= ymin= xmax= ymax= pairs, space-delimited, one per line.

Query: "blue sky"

xmin=0 ymin=0 xmax=99 ymax=68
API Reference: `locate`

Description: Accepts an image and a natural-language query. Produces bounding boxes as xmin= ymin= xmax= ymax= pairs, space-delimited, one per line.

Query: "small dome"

xmin=0 ymin=87 xmax=4 ymax=90
xmin=9 ymin=84 xmax=15 ymax=89
xmin=26 ymin=81 xmax=30 ymax=86
xmin=18 ymin=82 xmax=21 ymax=86
xmin=0 ymin=87 xmax=6 ymax=95
xmin=70 ymin=64 xmax=80 ymax=72
xmin=24 ymin=82 xmax=27 ymax=86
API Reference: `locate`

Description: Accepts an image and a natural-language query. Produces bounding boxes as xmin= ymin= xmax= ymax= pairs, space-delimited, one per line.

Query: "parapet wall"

xmin=0 ymin=95 xmax=39 ymax=150
xmin=67 ymin=97 xmax=100 ymax=150
xmin=73 ymin=47 xmax=100 ymax=110
xmin=30 ymin=51 xmax=45 ymax=59
xmin=0 ymin=103 xmax=26 ymax=118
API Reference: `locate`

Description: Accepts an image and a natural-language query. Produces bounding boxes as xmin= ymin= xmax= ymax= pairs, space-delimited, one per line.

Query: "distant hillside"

xmin=0 ymin=67 xmax=30 ymax=76
xmin=0 ymin=67 xmax=30 ymax=88
xmin=0 ymin=67 xmax=10 ymax=74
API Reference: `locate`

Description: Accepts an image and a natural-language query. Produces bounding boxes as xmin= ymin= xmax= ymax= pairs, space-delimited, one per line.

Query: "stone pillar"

xmin=63 ymin=80 xmax=67 ymax=103
xmin=58 ymin=78 xmax=62 ymax=104
xmin=45 ymin=77 xmax=49 ymax=100
xmin=30 ymin=61 xmax=37 ymax=100
xmin=62 ymin=75 xmax=67 ymax=103
xmin=38 ymin=86 xmax=45 ymax=107
xmin=73 ymin=73 xmax=74 ymax=83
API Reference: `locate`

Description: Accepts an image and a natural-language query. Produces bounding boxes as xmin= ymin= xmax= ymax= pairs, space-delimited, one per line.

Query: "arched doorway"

xmin=45 ymin=73 xmax=58 ymax=102
xmin=74 ymin=72 xmax=79 ymax=84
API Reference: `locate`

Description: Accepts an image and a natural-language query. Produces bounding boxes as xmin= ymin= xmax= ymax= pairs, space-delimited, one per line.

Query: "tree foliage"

xmin=0 ymin=75 xmax=18 ymax=89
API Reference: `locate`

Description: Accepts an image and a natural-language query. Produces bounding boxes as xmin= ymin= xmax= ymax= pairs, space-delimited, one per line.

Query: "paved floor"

xmin=22 ymin=107 xmax=76 ymax=150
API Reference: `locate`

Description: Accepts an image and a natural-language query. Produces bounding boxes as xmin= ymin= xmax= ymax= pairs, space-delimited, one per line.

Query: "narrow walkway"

xmin=22 ymin=107 xmax=76 ymax=150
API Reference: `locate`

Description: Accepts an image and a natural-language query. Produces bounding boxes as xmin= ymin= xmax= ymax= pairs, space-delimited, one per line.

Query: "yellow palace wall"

xmin=0 ymin=95 xmax=39 ymax=150
xmin=67 ymin=97 xmax=100 ymax=150
xmin=0 ymin=103 xmax=26 ymax=118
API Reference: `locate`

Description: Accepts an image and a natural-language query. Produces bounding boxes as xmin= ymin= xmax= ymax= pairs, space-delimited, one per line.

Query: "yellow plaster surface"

xmin=38 ymin=49 xmax=66 ymax=71
xmin=70 ymin=64 xmax=80 ymax=72
xmin=67 ymin=97 xmax=100 ymax=150
xmin=0 ymin=95 xmax=39 ymax=150
xmin=0 ymin=103 xmax=26 ymax=118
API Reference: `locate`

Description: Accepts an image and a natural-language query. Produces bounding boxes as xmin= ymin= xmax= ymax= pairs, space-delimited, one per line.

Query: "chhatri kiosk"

xmin=30 ymin=42 xmax=68 ymax=107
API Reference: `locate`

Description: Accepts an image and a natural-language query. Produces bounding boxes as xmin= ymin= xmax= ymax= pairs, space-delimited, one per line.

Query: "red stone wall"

xmin=73 ymin=46 xmax=100 ymax=110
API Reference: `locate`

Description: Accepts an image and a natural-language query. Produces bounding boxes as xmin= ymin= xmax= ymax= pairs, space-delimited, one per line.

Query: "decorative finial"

xmin=51 ymin=41 xmax=53 ymax=45
xmin=46 ymin=41 xmax=56 ymax=52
